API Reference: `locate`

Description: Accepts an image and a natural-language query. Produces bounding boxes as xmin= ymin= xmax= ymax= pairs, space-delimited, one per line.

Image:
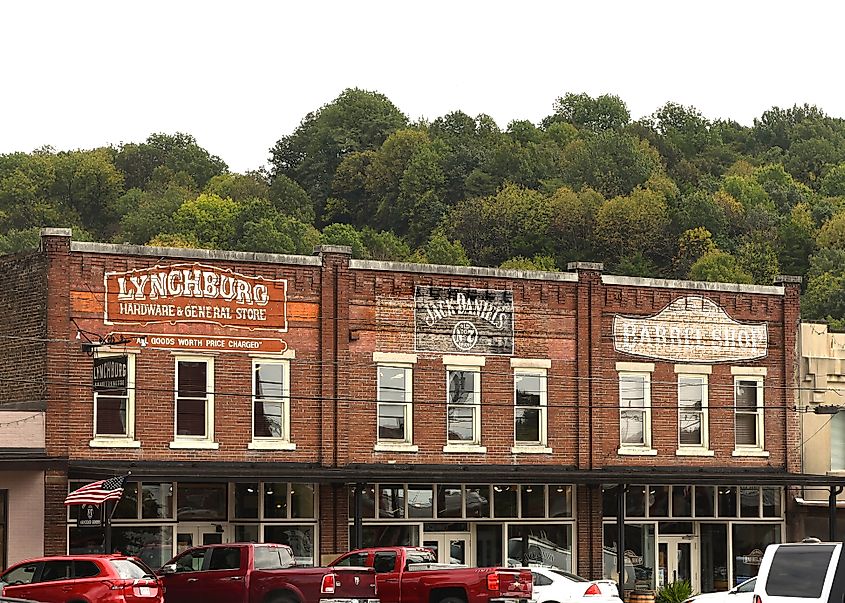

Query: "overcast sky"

xmin=2 ymin=1 xmax=843 ymax=173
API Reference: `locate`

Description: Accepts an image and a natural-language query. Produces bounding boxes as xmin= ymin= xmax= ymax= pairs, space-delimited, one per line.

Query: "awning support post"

xmin=617 ymin=484 xmax=626 ymax=598
xmin=353 ymin=483 xmax=364 ymax=549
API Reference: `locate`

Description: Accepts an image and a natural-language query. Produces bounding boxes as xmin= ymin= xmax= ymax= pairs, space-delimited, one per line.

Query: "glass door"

xmin=658 ymin=535 xmax=697 ymax=592
xmin=422 ymin=532 xmax=471 ymax=565
xmin=176 ymin=523 xmax=228 ymax=554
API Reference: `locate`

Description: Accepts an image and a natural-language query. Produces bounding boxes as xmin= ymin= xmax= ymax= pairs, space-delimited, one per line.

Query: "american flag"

xmin=64 ymin=475 xmax=126 ymax=506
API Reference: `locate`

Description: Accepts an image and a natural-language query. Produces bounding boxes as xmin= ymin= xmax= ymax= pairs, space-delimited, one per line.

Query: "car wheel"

xmin=437 ymin=597 xmax=467 ymax=603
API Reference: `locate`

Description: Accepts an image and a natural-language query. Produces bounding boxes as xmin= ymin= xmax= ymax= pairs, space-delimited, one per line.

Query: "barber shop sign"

xmin=415 ymin=285 xmax=514 ymax=355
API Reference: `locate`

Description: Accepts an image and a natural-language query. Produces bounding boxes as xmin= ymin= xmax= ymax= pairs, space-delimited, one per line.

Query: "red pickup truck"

xmin=158 ymin=542 xmax=378 ymax=603
xmin=331 ymin=546 xmax=533 ymax=603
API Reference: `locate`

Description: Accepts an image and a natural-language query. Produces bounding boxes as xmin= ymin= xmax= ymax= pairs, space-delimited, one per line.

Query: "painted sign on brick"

xmin=415 ymin=285 xmax=514 ymax=355
xmin=613 ymin=295 xmax=767 ymax=363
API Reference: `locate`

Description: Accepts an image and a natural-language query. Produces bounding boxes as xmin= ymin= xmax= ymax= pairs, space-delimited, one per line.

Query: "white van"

xmin=753 ymin=541 xmax=845 ymax=603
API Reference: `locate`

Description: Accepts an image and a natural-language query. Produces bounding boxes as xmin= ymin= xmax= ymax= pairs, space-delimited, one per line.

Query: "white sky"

xmin=1 ymin=0 xmax=843 ymax=174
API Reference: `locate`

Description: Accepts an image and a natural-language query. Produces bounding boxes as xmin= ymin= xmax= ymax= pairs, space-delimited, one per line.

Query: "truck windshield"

xmin=766 ymin=545 xmax=837 ymax=598
xmin=254 ymin=546 xmax=294 ymax=570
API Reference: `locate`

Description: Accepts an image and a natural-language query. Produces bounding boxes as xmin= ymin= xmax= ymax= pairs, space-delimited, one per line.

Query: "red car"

xmin=0 ymin=554 xmax=162 ymax=603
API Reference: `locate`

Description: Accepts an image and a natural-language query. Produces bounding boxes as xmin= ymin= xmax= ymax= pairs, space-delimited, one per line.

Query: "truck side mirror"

xmin=159 ymin=563 xmax=178 ymax=575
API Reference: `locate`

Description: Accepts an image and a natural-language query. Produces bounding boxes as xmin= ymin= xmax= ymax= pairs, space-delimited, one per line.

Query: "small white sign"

xmin=613 ymin=296 xmax=768 ymax=363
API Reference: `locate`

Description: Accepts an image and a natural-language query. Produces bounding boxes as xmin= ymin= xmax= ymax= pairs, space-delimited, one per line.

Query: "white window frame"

xmin=617 ymin=362 xmax=656 ymax=456
xmin=376 ymin=363 xmax=415 ymax=448
xmin=90 ymin=351 xmax=139 ymax=448
xmin=676 ymin=367 xmax=713 ymax=456
xmin=512 ymin=368 xmax=548 ymax=449
xmin=444 ymin=361 xmax=484 ymax=451
xmin=732 ymin=371 xmax=767 ymax=456
xmin=170 ymin=355 xmax=218 ymax=449
xmin=248 ymin=357 xmax=295 ymax=451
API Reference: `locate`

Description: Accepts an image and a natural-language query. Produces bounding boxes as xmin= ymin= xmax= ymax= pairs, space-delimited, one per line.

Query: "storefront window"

xmin=466 ymin=486 xmax=490 ymax=518
xmin=494 ymin=486 xmax=518 ymax=518
xmin=264 ymin=483 xmax=288 ymax=519
xmin=696 ymin=486 xmax=715 ymax=517
xmin=291 ymin=484 xmax=315 ymax=519
xmin=234 ymin=483 xmax=259 ymax=519
xmin=113 ymin=482 xmax=139 ymax=519
xmin=672 ymin=486 xmax=692 ymax=517
xmin=403 ymin=485 xmax=430 ymax=518
xmin=69 ymin=527 xmax=105 ymax=554
xmin=740 ymin=487 xmax=760 ymax=517
xmin=142 ymin=483 xmax=173 ymax=519
xmin=603 ymin=485 xmax=619 ymax=518
xmin=112 ymin=525 xmax=173 ymax=570
xmin=264 ymin=525 xmax=314 ymax=566
xmin=476 ymin=524 xmax=502 ymax=567
xmin=0 ymin=490 xmax=5 ymax=570
xmin=700 ymin=523 xmax=728 ymax=593
xmin=718 ymin=487 xmax=737 ymax=517
xmin=177 ymin=483 xmax=226 ymax=521
xmin=358 ymin=524 xmax=419 ymax=548
xmin=549 ymin=485 xmax=572 ymax=518
xmin=627 ymin=486 xmax=646 ymax=517
xmin=762 ymin=487 xmax=782 ymax=518
xmin=437 ymin=485 xmax=462 ymax=518
xmin=649 ymin=486 xmax=669 ymax=517
xmin=508 ymin=524 xmax=572 ymax=570
xmin=234 ymin=524 xmax=259 ymax=542
xmin=521 ymin=486 xmax=545 ymax=518
xmin=379 ymin=485 xmax=405 ymax=518
xmin=348 ymin=485 xmax=376 ymax=519
xmin=732 ymin=524 xmax=780 ymax=585
xmin=603 ymin=523 xmax=655 ymax=591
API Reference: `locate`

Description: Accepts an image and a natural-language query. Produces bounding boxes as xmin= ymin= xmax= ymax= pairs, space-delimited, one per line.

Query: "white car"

xmin=530 ymin=567 xmax=624 ymax=603
xmin=685 ymin=577 xmax=756 ymax=603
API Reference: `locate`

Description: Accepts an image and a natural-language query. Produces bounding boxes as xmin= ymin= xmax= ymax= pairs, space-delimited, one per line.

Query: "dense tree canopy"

xmin=3 ymin=89 xmax=845 ymax=326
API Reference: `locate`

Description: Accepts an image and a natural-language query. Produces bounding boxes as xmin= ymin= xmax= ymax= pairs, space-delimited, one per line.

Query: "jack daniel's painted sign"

xmin=415 ymin=285 xmax=514 ymax=355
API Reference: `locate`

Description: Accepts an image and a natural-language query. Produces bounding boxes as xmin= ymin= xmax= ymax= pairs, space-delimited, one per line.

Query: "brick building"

xmin=0 ymin=228 xmax=806 ymax=592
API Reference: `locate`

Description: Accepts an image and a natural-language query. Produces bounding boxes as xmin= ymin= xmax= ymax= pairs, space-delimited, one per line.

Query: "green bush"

xmin=656 ymin=580 xmax=693 ymax=603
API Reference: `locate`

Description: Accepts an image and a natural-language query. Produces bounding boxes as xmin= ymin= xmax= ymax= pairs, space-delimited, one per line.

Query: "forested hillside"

xmin=2 ymin=90 xmax=845 ymax=325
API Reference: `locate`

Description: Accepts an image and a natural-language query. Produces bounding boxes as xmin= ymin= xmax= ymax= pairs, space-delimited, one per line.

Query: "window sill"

xmin=374 ymin=442 xmax=419 ymax=453
xmin=169 ymin=440 xmax=220 ymax=450
xmin=675 ymin=447 xmax=715 ymax=457
xmin=732 ymin=448 xmax=769 ymax=457
xmin=248 ymin=441 xmax=297 ymax=451
xmin=511 ymin=445 xmax=553 ymax=454
xmin=617 ymin=447 xmax=658 ymax=456
xmin=443 ymin=444 xmax=487 ymax=453
xmin=89 ymin=438 xmax=141 ymax=448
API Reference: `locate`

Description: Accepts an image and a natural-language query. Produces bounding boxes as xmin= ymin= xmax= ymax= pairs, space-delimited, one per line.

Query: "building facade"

xmin=0 ymin=229 xmax=802 ymax=591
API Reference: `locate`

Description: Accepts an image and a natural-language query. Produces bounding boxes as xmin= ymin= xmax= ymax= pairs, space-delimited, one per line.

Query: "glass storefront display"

xmin=732 ymin=524 xmax=781 ymax=585
xmin=507 ymin=524 xmax=572 ymax=570
xmin=700 ymin=523 xmax=728 ymax=593
xmin=603 ymin=523 xmax=656 ymax=591
xmin=264 ymin=525 xmax=314 ymax=566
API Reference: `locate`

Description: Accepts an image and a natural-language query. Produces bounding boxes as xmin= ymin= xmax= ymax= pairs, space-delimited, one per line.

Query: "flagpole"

xmin=103 ymin=499 xmax=112 ymax=554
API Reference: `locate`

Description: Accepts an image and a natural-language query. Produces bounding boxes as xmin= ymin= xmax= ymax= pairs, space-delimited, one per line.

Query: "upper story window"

xmin=171 ymin=357 xmax=217 ymax=449
xmin=447 ymin=369 xmax=480 ymax=444
xmin=619 ymin=373 xmax=651 ymax=449
xmin=252 ymin=360 xmax=290 ymax=442
xmin=514 ymin=369 xmax=547 ymax=446
xmin=832 ymin=413 xmax=845 ymax=472
xmin=91 ymin=353 xmax=137 ymax=447
xmin=677 ymin=370 xmax=709 ymax=450
xmin=734 ymin=373 xmax=765 ymax=452
xmin=378 ymin=365 xmax=413 ymax=443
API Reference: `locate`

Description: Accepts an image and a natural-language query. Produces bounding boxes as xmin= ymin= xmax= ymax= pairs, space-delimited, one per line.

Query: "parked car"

xmin=157 ymin=542 xmax=378 ymax=603
xmin=754 ymin=540 xmax=845 ymax=603
xmin=330 ymin=546 xmax=533 ymax=603
xmin=0 ymin=554 xmax=162 ymax=603
xmin=529 ymin=567 xmax=623 ymax=603
xmin=685 ymin=577 xmax=756 ymax=603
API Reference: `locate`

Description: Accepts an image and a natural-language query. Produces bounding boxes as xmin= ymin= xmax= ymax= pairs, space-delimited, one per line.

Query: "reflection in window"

xmin=649 ymin=486 xmax=669 ymax=517
xmin=379 ymin=485 xmax=405 ymax=518
xmin=264 ymin=525 xmax=314 ymax=566
xmin=465 ymin=485 xmax=490 ymax=518
xmin=378 ymin=366 xmax=412 ymax=442
xmin=718 ymin=487 xmax=737 ymax=517
xmin=355 ymin=524 xmax=420 ymax=548
xmin=603 ymin=523 xmax=656 ymax=590
xmin=494 ymin=485 xmax=518 ymax=518
xmin=264 ymin=482 xmax=288 ymax=519
xmin=515 ymin=371 xmax=546 ymax=444
xmin=695 ymin=486 xmax=715 ymax=517
xmin=507 ymin=524 xmax=572 ymax=570
xmin=437 ymin=485 xmax=462 ymax=518
xmin=521 ymin=485 xmax=545 ymax=518
xmin=291 ymin=484 xmax=315 ymax=519
xmin=177 ymin=483 xmax=226 ymax=521
xmin=672 ymin=486 xmax=692 ymax=517
xmin=549 ymin=485 xmax=572 ymax=518
xmin=235 ymin=483 xmax=259 ymax=519
xmin=732 ymin=523 xmax=780 ymax=584
xmin=626 ymin=486 xmax=646 ymax=517
xmin=142 ymin=483 xmax=173 ymax=519
xmin=408 ymin=486 xmax=433 ymax=518
xmin=112 ymin=526 xmax=174 ymax=570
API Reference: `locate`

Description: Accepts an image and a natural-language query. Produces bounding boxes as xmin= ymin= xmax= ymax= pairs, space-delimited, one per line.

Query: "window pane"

xmin=466 ymin=486 xmax=490 ymax=518
xmin=113 ymin=482 xmax=138 ymax=519
xmin=348 ymin=484 xmax=376 ymax=519
xmin=379 ymin=485 xmax=405 ymax=518
xmin=732 ymin=523 xmax=780 ymax=584
xmin=521 ymin=485 xmax=545 ymax=518
xmin=832 ymin=413 xmax=845 ymax=471
xmin=494 ymin=485 xmax=518 ymax=518
xmin=672 ymin=486 xmax=692 ymax=517
xmin=549 ymin=485 xmax=572 ymax=518
xmin=408 ymin=486 xmax=433 ymax=518
xmin=142 ymin=483 xmax=173 ymax=519
xmin=603 ymin=523 xmax=655 ymax=590
xmin=235 ymin=483 xmax=259 ymax=518
xmin=379 ymin=366 xmax=407 ymax=402
xmin=763 ymin=487 xmax=782 ymax=518
xmin=679 ymin=377 xmax=703 ymax=408
xmin=254 ymin=399 xmax=283 ymax=438
xmin=357 ymin=524 xmax=419 ymax=548
xmin=765 ymin=543 xmax=833 ymax=597
xmin=621 ymin=375 xmax=645 ymax=407
xmin=476 ymin=524 xmax=502 ymax=567
xmin=649 ymin=486 xmax=669 ymax=517
xmin=621 ymin=410 xmax=645 ymax=445
xmin=626 ymin=486 xmax=646 ymax=517
xmin=178 ymin=361 xmax=207 ymax=397
xmin=437 ymin=485 xmax=462 ymax=518
xmin=290 ymin=484 xmax=314 ymax=519
xmin=735 ymin=381 xmax=758 ymax=410
xmin=264 ymin=482 xmax=288 ymax=519
xmin=255 ymin=363 xmax=283 ymax=399
xmin=515 ymin=408 xmax=540 ymax=442
xmin=449 ymin=371 xmax=476 ymax=404
xmin=735 ymin=414 xmax=758 ymax=446
xmin=96 ymin=396 xmax=127 ymax=435
xmin=264 ymin=525 xmax=314 ymax=567
xmin=235 ymin=525 xmax=259 ymax=543
xmin=378 ymin=404 xmax=407 ymax=440
xmin=700 ymin=523 xmax=728 ymax=593
xmin=112 ymin=525 xmax=173 ymax=570
xmin=740 ymin=486 xmax=760 ymax=517
xmin=508 ymin=524 xmax=572 ymax=570
xmin=516 ymin=374 xmax=543 ymax=407
xmin=177 ymin=483 xmax=226 ymax=521
xmin=680 ymin=412 xmax=702 ymax=445
xmin=176 ymin=398 xmax=206 ymax=436
xmin=448 ymin=406 xmax=475 ymax=441
xmin=718 ymin=487 xmax=737 ymax=517
xmin=695 ymin=486 xmax=715 ymax=517
xmin=603 ymin=484 xmax=619 ymax=518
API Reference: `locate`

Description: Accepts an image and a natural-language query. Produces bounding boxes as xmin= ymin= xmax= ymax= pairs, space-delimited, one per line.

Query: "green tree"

xmin=171 ymin=193 xmax=239 ymax=248
xmin=360 ymin=228 xmax=410 ymax=261
xmin=117 ymin=181 xmax=195 ymax=245
xmin=544 ymin=92 xmax=630 ymax=131
xmin=817 ymin=210 xmax=845 ymax=250
xmin=673 ymin=227 xmax=716 ymax=277
xmin=321 ymin=223 xmax=367 ymax=258
xmin=688 ymin=250 xmax=753 ymax=284
xmin=821 ymin=164 xmax=845 ymax=196
xmin=736 ymin=236 xmax=780 ymax=284
xmin=547 ymin=186 xmax=604 ymax=263
xmin=411 ymin=231 xmax=470 ymax=266
xmin=51 ymin=149 xmax=125 ymax=237
xmin=802 ymin=249 xmax=845 ymax=326
xmin=269 ymin=174 xmax=314 ymax=223
xmin=115 ymin=132 xmax=227 ymax=190
xmin=204 ymin=173 xmax=269 ymax=202
xmin=499 ymin=255 xmax=557 ymax=271
xmin=594 ymin=187 xmax=670 ymax=262
xmin=777 ymin=203 xmax=817 ymax=276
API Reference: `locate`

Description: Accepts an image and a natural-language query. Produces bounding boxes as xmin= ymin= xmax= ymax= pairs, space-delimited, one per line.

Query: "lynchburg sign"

xmin=613 ymin=295 xmax=767 ymax=363
xmin=104 ymin=263 xmax=288 ymax=332
xmin=415 ymin=285 xmax=514 ymax=355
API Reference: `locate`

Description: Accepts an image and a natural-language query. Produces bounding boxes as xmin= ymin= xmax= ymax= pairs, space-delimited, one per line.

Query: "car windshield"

xmin=550 ymin=569 xmax=589 ymax=582
xmin=110 ymin=559 xmax=154 ymax=579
